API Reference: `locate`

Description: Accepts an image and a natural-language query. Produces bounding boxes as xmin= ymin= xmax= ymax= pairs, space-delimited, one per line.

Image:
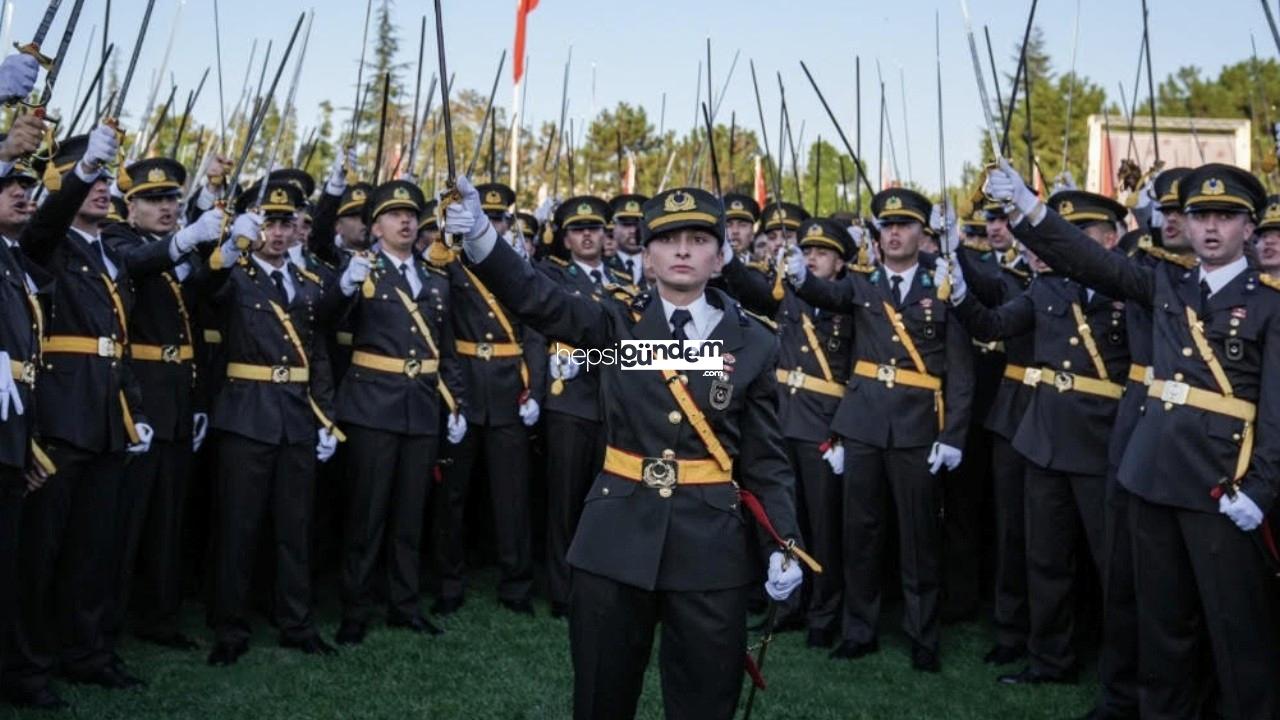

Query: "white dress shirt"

xmin=252 ymin=254 xmax=295 ymax=303
xmin=574 ymin=258 xmax=606 ymax=286
xmin=71 ymin=226 xmax=118 ymax=279
xmin=1200 ymin=254 xmax=1249 ymax=297
xmin=614 ymin=250 xmax=642 ymax=284
xmin=659 ymin=294 xmax=723 ymax=341
xmin=385 ymin=252 xmax=423 ymax=297
xmin=885 ymin=263 xmax=919 ymax=300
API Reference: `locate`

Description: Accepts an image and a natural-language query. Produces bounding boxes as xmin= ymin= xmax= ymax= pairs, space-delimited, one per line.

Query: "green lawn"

xmin=10 ymin=571 xmax=1096 ymax=719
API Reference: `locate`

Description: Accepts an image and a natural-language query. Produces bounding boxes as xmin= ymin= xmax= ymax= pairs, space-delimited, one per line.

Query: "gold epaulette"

xmin=739 ymin=307 xmax=778 ymax=332
xmin=603 ymin=281 xmax=638 ymax=297
xmin=1140 ymin=243 xmax=1198 ymax=270
xmin=422 ymin=263 xmax=447 ymax=276
xmin=296 ymin=266 xmax=323 ymax=285
xmin=547 ymin=255 xmax=569 ymax=267
xmin=1002 ymin=265 xmax=1030 ymax=279
xmin=426 ymin=239 xmax=456 ymax=267
xmin=1258 ymin=273 xmax=1280 ymax=292
xmin=745 ymin=260 xmax=773 ymax=274
xmin=963 ymin=239 xmax=992 ymax=253
xmin=848 ymin=263 xmax=876 ymax=274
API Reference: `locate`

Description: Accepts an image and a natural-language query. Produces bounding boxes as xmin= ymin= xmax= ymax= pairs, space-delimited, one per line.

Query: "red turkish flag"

xmin=754 ymin=156 xmax=766 ymax=207
xmin=513 ymin=0 xmax=539 ymax=85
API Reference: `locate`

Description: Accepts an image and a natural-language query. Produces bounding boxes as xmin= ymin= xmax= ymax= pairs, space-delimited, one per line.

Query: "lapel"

xmin=0 ymin=240 xmax=23 ymax=290
xmin=1174 ymin=266 xmax=1202 ymax=314
xmin=682 ymin=289 xmax=747 ymax=407
xmin=1206 ymin=267 xmax=1253 ymax=316
xmin=1046 ymin=275 xmax=1080 ymax=308
xmin=631 ymin=291 xmax=671 ymax=341
xmin=900 ymin=263 xmax=931 ymax=309
xmin=380 ymin=252 xmax=416 ymax=299
xmin=868 ymin=264 xmax=896 ymax=308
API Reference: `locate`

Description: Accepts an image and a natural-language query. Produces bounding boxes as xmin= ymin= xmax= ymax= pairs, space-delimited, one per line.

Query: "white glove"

xmin=0 ymin=351 xmax=23 ymax=421
xmin=326 ymin=148 xmax=356 ymax=195
xmin=128 ymin=422 xmax=154 ymax=454
xmin=339 ymin=253 xmax=373 ymax=296
xmin=230 ymin=211 xmax=263 ymax=248
xmin=316 ymin=427 xmax=338 ymax=462
xmin=983 ymin=158 xmax=1040 ymax=218
xmin=1135 ymin=180 xmax=1155 ymax=211
xmin=1150 ymin=202 xmax=1165 ymax=230
xmin=927 ymin=442 xmax=963 ymax=474
xmin=549 ymin=353 xmax=582 ymax=381
xmin=446 ymin=412 xmax=467 ymax=445
xmin=847 ymin=224 xmax=864 ymax=247
xmin=1219 ymin=491 xmax=1264 ymax=532
xmin=81 ymin=124 xmax=119 ymax=171
xmin=518 ymin=397 xmax=540 ymax=426
xmin=0 ymin=53 xmax=39 ymax=103
xmin=942 ymin=256 xmax=967 ymax=304
xmin=822 ymin=442 xmax=844 ymax=475
xmin=720 ymin=237 xmax=734 ymax=269
xmin=765 ymin=551 xmax=803 ymax=602
xmin=785 ymin=246 xmax=806 ymax=285
xmin=533 ymin=197 xmax=556 ymax=224
xmin=1050 ymin=171 xmax=1077 ymax=194
xmin=443 ymin=175 xmax=492 ymax=241
xmin=192 ymin=412 xmax=209 ymax=452
xmin=173 ymin=207 xmax=225 ymax=254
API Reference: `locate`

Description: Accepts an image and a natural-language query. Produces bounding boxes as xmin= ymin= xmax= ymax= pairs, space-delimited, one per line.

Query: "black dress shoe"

xmin=207 ymin=641 xmax=249 ymax=666
xmin=279 ymin=635 xmax=338 ymax=656
xmin=500 ymin=598 xmax=535 ymax=616
xmin=982 ymin=643 xmax=1027 ymax=665
xmin=430 ymin=596 xmax=464 ymax=616
xmin=2 ymin=684 xmax=70 ymax=710
xmin=998 ymin=666 xmax=1077 ymax=685
xmin=829 ymin=639 xmax=879 ymax=660
xmin=135 ymin=630 xmax=199 ymax=650
xmin=64 ymin=663 xmax=145 ymax=689
xmin=334 ymin=621 xmax=367 ymax=646
xmin=806 ymin=627 xmax=835 ymax=649
xmin=388 ymin=615 xmax=444 ymax=636
xmin=549 ymin=602 xmax=569 ymax=619
xmin=911 ymin=644 xmax=941 ymax=673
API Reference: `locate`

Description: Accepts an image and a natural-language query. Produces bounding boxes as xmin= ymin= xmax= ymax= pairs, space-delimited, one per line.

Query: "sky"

xmin=2 ymin=0 xmax=1271 ymax=194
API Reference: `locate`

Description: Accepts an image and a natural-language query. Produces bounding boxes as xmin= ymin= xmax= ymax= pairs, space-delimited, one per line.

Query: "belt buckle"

xmin=1054 ymin=372 xmax=1075 ymax=393
xmin=640 ymin=457 xmax=678 ymax=489
xmin=875 ymin=364 xmax=897 ymax=385
xmin=476 ymin=342 xmax=493 ymax=360
xmin=403 ymin=358 xmax=422 ymax=378
xmin=97 ymin=337 xmax=115 ymax=358
xmin=1161 ymin=380 xmax=1190 ymax=406
xmin=786 ymin=369 xmax=805 ymax=389
xmin=270 ymin=365 xmax=291 ymax=383
xmin=161 ymin=345 xmax=180 ymax=363
xmin=1022 ymin=367 xmax=1043 ymax=387
xmin=19 ymin=361 xmax=35 ymax=384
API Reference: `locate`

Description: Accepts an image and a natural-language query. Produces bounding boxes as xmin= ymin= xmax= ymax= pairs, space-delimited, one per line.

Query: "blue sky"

xmin=3 ymin=0 xmax=1268 ymax=192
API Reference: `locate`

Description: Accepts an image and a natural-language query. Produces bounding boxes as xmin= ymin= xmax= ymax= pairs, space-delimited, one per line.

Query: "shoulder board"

xmin=1001 ymin=265 xmax=1030 ymax=280
xmin=631 ymin=292 xmax=653 ymax=315
xmin=1258 ymin=273 xmax=1280 ymax=293
xmin=547 ymin=255 xmax=569 ymax=267
xmin=963 ymin=239 xmax=992 ymax=253
xmin=738 ymin=306 xmax=778 ymax=332
xmin=847 ymin=263 xmax=876 ymax=274
xmin=745 ymin=260 xmax=773 ymax=274
xmin=296 ymin=266 xmax=323 ymax=285
xmin=422 ymin=263 xmax=447 ymax=277
xmin=607 ymin=267 xmax=631 ymax=283
xmin=1140 ymin=244 xmax=1198 ymax=271
xmin=425 ymin=242 xmax=458 ymax=267
xmin=309 ymin=252 xmax=335 ymax=271
xmin=603 ymin=281 xmax=638 ymax=297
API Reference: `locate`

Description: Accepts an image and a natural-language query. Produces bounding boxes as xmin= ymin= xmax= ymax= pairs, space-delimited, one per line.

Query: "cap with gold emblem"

xmin=1152 ymin=167 xmax=1191 ymax=211
xmin=269 ymin=168 xmax=316 ymax=200
xmin=514 ymin=211 xmax=540 ymax=239
xmin=0 ymin=159 xmax=37 ymax=189
xmin=555 ymin=195 xmax=609 ymax=230
xmin=609 ymin=194 xmax=648 ymax=224
xmin=122 ymin=158 xmax=185 ymax=201
xmin=723 ymin=193 xmax=761 ymax=224
xmin=365 ymin=180 xmax=426 ymax=223
xmin=1258 ymin=195 xmax=1280 ymax=233
xmin=962 ymin=209 xmax=988 ymax=237
xmin=760 ymin=201 xmax=809 ymax=232
xmin=476 ymin=182 xmax=516 ymax=219
xmin=1179 ymin=163 xmax=1267 ymax=219
xmin=419 ymin=198 xmax=439 ymax=232
xmin=338 ymin=182 xmax=374 ymax=218
xmin=236 ymin=180 xmax=304 ymax=217
xmin=1048 ymin=190 xmax=1127 ymax=227
xmin=872 ymin=188 xmax=931 ymax=226
xmin=641 ymin=187 xmax=723 ymax=245
xmin=798 ymin=218 xmax=855 ymax=260
xmin=30 ymin=134 xmax=92 ymax=183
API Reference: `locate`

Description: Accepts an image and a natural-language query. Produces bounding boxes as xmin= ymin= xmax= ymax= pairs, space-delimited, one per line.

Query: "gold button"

xmin=1174 ymin=372 xmax=1184 ymax=381
xmin=410 ymin=326 xmax=418 ymax=333
xmin=1069 ymin=337 xmax=1079 ymax=346
xmin=602 ymin=487 xmax=610 ymax=496
xmin=668 ymin=410 xmax=682 ymax=424
xmin=485 ymin=332 xmax=494 ymax=340
xmin=1229 ymin=329 xmax=1238 ymax=337
xmin=679 ymin=374 xmax=689 ymax=384
xmin=661 ymin=449 xmax=675 ymax=459
xmin=409 ymin=349 xmax=417 ymax=356
xmin=659 ymin=487 xmax=673 ymax=498
xmin=1182 ymin=347 xmax=1194 ymax=357
xmin=1233 ymin=433 xmax=1242 ymax=441
xmin=1062 ymin=360 xmax=1072 ymax=370
xmin=800 ymin=345 xmax=809 ymax=353
xmin=891 ymin=335 xmax=900 ymax=343
xmin=1230 ymin=318 xmax=1241 ymax=327
xmin=1164 ymin=402 xmax=1173 ymax=411
xmin=487 ymin=311 xmax=495 ymax=318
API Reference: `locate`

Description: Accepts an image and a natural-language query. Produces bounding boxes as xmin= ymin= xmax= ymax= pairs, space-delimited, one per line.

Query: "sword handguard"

xmin=14 ymin=42 xmax=53 ymax=70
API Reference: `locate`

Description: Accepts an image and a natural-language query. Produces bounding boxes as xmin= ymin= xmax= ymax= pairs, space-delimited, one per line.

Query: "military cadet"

xmin=104 ymin=157 xmax=224 ymax=652
xmin=328 ymin=180 xmax=468 ymax=644
xmin=199 ymin=181 xmax=340 ymax=666
xmin=986 ymin=160 xmax=1280 ymax=718
xmin=475 ymin=182 xmax=515 ymax=237
xmin=948 ymin=190 xmax=1132 ymax=686
xmin=761 ymin=200 xmax=809 ymax=259
xmin=443 ymin=175 xmax=805 ymax=719
xmin=310 ymin=151 xmax=372 ymax=267
xmin=416 ymin=199 xmax=441 ymax=255
xmin=536 ymin=195 xmax=636 ymax=618
xmin=6 ymin=125 xmax=153 ymax=700
xmin=786 ymin=187 xmax=973 ymax=672
xmin=512 ymin=210 xmax=539 ymax=261
xmin=605 ymin=193 xmax=647 ymax=286
xmin=721 ymin=217 xmax=856 ymax=649
xmin=723 ymin=192 xmax=761 ymax=264
xmin=1256 ymin=195 xmax=1280 ymax=280
xmin=429 ymin=185 xmax=547 ymax=617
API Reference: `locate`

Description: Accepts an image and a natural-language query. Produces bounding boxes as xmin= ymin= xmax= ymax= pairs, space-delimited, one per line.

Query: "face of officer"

xmin=415 ymin=227 xmax=439 ymax=254
xmin=1187 ymin=210 xmax=1256 ymax=271
xmin=257 ymin=216 xmax=295 ymax=262
xmin=565 ymin=224 xmax=604 ymax=264
xmin=726 ymin=218 xmax=754 ymax=254
xmin=804 ymin=246 xmax=845 ymax=281
xmin=297 ymin=214 xmax=314 ymax=241
xmin=987 ymin=216 xmax=1013 ymax=250
xmin=372 ymin=208 xmax=418 ymax=257
xmin=878 ymin=220 xmax=924 ymax=270
xmin=0 ymin=181 xmax=34 ymax=233
xmin=645 ymin=228 xmax=720 ymax=296
xmin=764 ymin=227 xmax=793 ymax=256
xmin=337 ymin=214 xmax=368 ymax=248
xmin=1081 ymin=222 xmax=1119 ymax=251
xmin=1256 ymin=229 xmax=1280 ymax=277
xmin=128 ymin=194 xmax=180 ymax=235
xmin=1162 ymin=208 xmax=1188 ymax=249
xmin=75 ymin=177 xmax=113 ymax=228
xmin=614 ymin=219 xmax=641 ymax=253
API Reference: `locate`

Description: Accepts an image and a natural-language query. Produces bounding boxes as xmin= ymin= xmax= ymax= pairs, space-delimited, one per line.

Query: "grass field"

xmin=9 ymin=569 xmax=1097 ymax=719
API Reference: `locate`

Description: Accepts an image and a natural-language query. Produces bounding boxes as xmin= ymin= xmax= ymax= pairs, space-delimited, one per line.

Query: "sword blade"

xmin=38 ymin=0 xmax=85 ymax=105
xmin=959 ymin=0 xmax=1004 ymax=161
xmin=433 ymin=0 xmax=455 ymax=180
xmin=31 ymin=0 xmax=63 ymax=47
xmin=465 ymin=49 xmax=507 ymax=177
xmin=111 ymin=0 xmax=156 ymax=119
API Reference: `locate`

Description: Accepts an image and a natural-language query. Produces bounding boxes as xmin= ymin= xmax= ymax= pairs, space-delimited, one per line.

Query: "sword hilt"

xmin=437 ymin=179 xmax=464 ymax=249
xmin=14 ymin=42 xmax=54 ymax=70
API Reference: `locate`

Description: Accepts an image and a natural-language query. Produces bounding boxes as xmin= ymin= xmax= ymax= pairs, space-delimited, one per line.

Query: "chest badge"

xmin=709 ymin=378 xmax=733 ymax=410
xmin=1225 ymin=337 xmax=1245 ymax=361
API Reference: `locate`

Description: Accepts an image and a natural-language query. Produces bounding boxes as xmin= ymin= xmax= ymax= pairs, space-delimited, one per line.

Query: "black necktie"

xmin=270 ymin=270 xmax=288 ymax=305
xmin=624 ymin=259 xmax=634 ymax=279
xmin=589 ymin=269 xmax=603 ymax=287
xmin=670 ymin=308 xmax=693 ymax=341
xmin=399 ymin=263 xmax=409 ymax=277
xmin=90 ymin=238 xmax=110 ymax=273
xmin=890 ymin=275 xmax=904 ymax=306
xmin=1199 ymin=278 xmax=1212 ymax=314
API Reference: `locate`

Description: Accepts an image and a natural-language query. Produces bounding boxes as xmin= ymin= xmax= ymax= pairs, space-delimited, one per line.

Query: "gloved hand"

xmin=942 ymin=255 xmax=968 ymax=304
xmin=0 ymin=53 xmax=39 ymax=103
xmin=81 ymin=124 xmax=120 ymax=172
xmin=927 ymin=442 xmax=963 ymax=474
xmin=720 ymin=237 xmax=734 ymax=269
xmin=1150 ymin=202 xmax=1165 ymax=230
xmin=0 ymin=351 xmax=24 ymax=422
xmin=518 ymin=396 xmax=540 ymax=427
xmin=821 ymin=442 xmax=844 ymax=475
xmin=549 ymin=353 xmax=579 ymax=381
xmin=442 ymin=175 xmax=491 ymax=241
xmin=173 ymin=207 xmax=226 ymax=254
xmin=533 ymin=196 xmax=556 ymax=224
xmin=446 ymin=412 xmax=467 ymax=445
xmin=765 ymin=551 xmax=803 ymax=601
xmin=1050 ymin=171 xmax=1077 ymax=194
xmin=192 ymin=412 xmax=209 ymax=453
xmin=316 ymin=427 xmax=338 ymax=462
xmin=128 ymin=422 xmax=154 ymax=454
xmin=0 ymin=114 xmax=44 ymax=162
xmin=785 ymin=246 xmax=806 ymax=285
xmin=1135 ymin=179 xmax=1155 ymax=211
xmin=325 ymin=148 xmax=356 ymax=195
xmin=339 ymin=253 xmax=373 ymax=296
xmin=932 ymin=202 xmax=960 ymax=255
xmin=1219 ymin=491 xmax=1264 ymax=532
xmin=230 ymin=211 xmax=264 ymax=250
xmin=983 ymin=158 xmax=1040 ymax=218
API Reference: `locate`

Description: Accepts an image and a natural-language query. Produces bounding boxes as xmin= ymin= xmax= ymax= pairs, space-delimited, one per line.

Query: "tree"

xmin=1156 ymin=58 xmax=1280 ymax=179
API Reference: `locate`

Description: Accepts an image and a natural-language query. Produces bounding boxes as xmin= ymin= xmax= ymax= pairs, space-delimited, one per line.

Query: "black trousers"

xmin=0 ymin=467 xmax=23 ymax=668
xmin=4 ymin=444 xmax=123 ymax=691
xmin=569 ymin=569 xmax=747 ymax=720
xmin=787 ymin=439 xmax=842 ymax=633
xmin=113 ymin=438 xmax=191 ymax=638
xmin=1130 ymin=495 xmax=1280 ymax=720
xmin=1095 ymin=479 xmax=1139 ymax=718
xmin=990 ymin=435 xmax=1029 ymax=649
xmin=212 ymin=434 xmax=316 ymax=645
xmin=1023 ymin=464 xmax=1104 ymax=676
xmin=944 ymin=423 xmax=991 ymax=620
xmin=341 ymin=425 xmax=434 ymax=624
xmin=544 ymin=412 xmax=603 ymax=607
xmin=433 ymin=421 xmax=532 ymax=602
xmin=841 ymin=439 xmax=942 ymax=651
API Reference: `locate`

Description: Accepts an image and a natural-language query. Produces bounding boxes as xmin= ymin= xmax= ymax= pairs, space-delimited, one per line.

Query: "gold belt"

xmin=1148 ymin=379 xmax=1256 ymax=423
xmin=225 ymin=362 xmax=310 ymax=383
xmin=1003 ymin=364 xmax=1028 ymax=383
xmin=1128 ymin=363 xmax=1154 ymax=386
xmin=455 ymin=340 xmax=522 ymax=360
xmin=351 ymin=350 xmax=439 ymax=378
xmin=776 ymin=368 xmax=846 ymax=398
xmin=335 ymin=331 xmax=354 ymax=347
xmin=602 ymin=446 xmax=733 ymax=491
xmin=44 ymin=335 xmax=124 ymax=359
xmin=9 ymin=359 xmax=35 ymax=385
xmin=130 ymin=343 xmax=194 ymax=363
xmin=1020 ymin=367 xmax=1123 ymax=400
xmin=853 ymin=360 xmax=942 ymax=391
xmin=202 ymin=329 xmax=223 ymax=344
